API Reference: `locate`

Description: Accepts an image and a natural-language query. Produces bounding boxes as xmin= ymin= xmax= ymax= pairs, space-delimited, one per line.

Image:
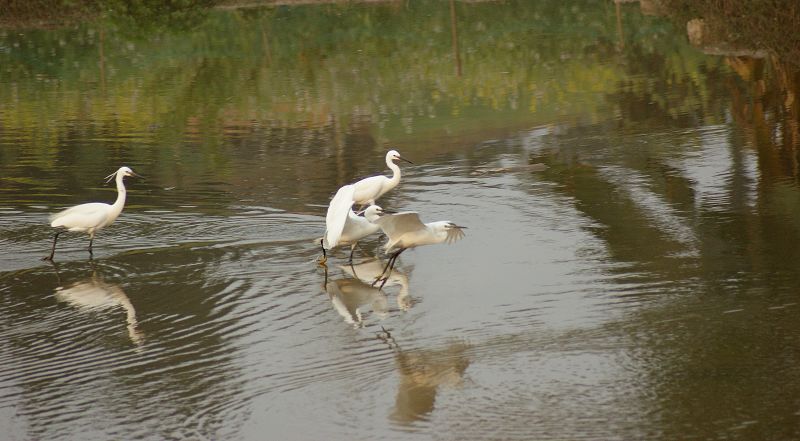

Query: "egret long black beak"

xmin=398 ymin=156 xmax=414 ymax=165
xmin=130 ymin=171 xmax=144 ymax=179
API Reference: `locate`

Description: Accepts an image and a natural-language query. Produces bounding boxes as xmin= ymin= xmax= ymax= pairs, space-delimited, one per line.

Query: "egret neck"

xmin=385 ymin=155 xmax=401 ymax=193
xmin=108 ymin=171 xmax=128 ymax=224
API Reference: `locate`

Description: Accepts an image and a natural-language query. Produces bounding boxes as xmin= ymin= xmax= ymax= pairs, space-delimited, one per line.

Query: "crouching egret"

xmin=364 ymin=205 xmax=466 ymax=287
xmin=351 ymin=149 xmax=413 ymax=207
xmin=320 ymin=185 xmax=382 ymax=264
xmin=43 ymin=166 xmax=141 ymax=261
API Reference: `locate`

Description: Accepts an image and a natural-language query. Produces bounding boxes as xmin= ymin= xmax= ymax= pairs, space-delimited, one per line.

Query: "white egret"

xmin=365 ymin=206 xmax=466 ymax=287
xmin=351 ymin=149 xmax=413 ymax=207
xmin=320 ymin=149 xmax=411 ymax=263
xmin=320 ymin=185 xmax=382 ymax=264
xmin=43 ymin=166 xmax=141 ymax=261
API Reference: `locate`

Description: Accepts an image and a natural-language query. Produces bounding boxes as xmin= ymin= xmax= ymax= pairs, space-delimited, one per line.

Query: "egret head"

xmin=363 ymin=205 xmax=384 ymax=222
xmin=105 ymin=166 xmax=142 ymax=183
xmin=387 ymin=149 xmax=413 ymax=165
xmin=445 ymin=222 xmax=467 ymax=230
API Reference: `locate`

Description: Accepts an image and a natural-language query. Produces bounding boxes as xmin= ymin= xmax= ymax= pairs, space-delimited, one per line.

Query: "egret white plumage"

xmin=43 ymin=166 xmax=141 ymax=261
xmin=365 ymin=205 xmax=466 ymax=287
xmin=321 ymin=185 xmax=382 ymax=264
xmin=320 ymin=149 xmax=411 ymax=263
xmin=351 ymin=149 xmax=413 ymax=207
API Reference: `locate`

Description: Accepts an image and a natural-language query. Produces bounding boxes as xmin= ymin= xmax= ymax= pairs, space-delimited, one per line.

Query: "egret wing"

xmin=376 ymin=211 xmax=426 ymax=240
xmin=445 ymin=223 xmax=466 ymax=243
xmin=324 ymin=184 xmax=356 ymax=248
xmin=50 ymin=203 xmax=109 ymax=230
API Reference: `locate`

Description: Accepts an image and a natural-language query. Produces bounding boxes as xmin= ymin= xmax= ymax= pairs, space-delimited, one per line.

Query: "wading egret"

xmin=351 ymin=149 xmax=413 ymax=207
xmin=43 ymin=166 xmax=141 ymax=261
xmin=321 ymin=185 xmax=381 ymax=264
xmin=365 ymin=206 xmax=466 ymax=287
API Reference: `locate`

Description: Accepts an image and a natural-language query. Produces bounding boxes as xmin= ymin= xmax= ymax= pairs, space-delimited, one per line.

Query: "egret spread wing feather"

xmin=376 ymin=211 xmax=426 ymax=240
xmin=325 ymin=184 xmax=356 ymax=249
xmin=445 ymin=223 xmax=466 ymax=244
xmin=50 ymin=203 xmax=110 ymax=231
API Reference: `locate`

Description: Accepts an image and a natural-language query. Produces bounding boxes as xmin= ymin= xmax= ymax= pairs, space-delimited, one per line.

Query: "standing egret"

xmin=351 ymin=149 xmax=413 ymax=207
xmin=365 ymin=205 xmax=466 ymax=287
xmin=321 ymin=185 xmax=382 ymax=264
xmin=43 ymin=166 xmax=141 ymax=261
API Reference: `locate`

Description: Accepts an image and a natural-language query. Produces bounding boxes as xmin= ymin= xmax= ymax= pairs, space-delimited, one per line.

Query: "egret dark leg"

xmin=387 ymin=249 xmax=404 ymax=275
xmin=392 ymin=249 xmax=404 ymax=268
xmin=379 ymin=252 xmax=402 ymax=289
xmin=42 ymin=231 xmax=62 ymax=261
xmin=374 ymin=249 xmax=404 ymax=287
xmin=375 ymin=254 xmax=394 ymax=284
xmin=88 ymin=236 xmax=94 ymax=258
xmin=347 ymin=244 xmax=356 ymax=264
xmin=318 ymin=239 xmax=328 ymax=265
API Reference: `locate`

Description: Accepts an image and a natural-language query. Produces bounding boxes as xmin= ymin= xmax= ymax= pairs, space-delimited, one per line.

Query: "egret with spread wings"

xmin=365 ymin=205 xmax=466 ymax=287
xmin=320 ymin=149 xmax=412 ymax=264
xmin=320 ymin=186 xmax=382 ymax=264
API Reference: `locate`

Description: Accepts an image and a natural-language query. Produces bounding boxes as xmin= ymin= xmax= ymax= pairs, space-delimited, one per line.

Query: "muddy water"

xmin=1 ymin=1 xmax=800 ymax=440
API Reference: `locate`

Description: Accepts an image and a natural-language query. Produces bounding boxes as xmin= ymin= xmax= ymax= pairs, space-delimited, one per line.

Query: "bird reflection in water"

xmin=53 ymin=266 xmax=144 ymax=347
xmin=340 ymin=258 xmax=414 ymax=311
xmin=323 ymin=259 xmax=413 ymax=327
xmin=379 ymin=328 xmax=470 ymax=425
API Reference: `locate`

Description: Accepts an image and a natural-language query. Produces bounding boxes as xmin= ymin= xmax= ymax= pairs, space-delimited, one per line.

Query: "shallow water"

xmin=2 ymin=1 xmax=800 ymax=440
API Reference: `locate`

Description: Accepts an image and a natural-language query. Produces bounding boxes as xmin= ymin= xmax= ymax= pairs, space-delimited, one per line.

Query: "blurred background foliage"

xmin=0 ymin=0 xmax=796 ymax=186
xmin=661 ymin=0 xmax=800 ymax=66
